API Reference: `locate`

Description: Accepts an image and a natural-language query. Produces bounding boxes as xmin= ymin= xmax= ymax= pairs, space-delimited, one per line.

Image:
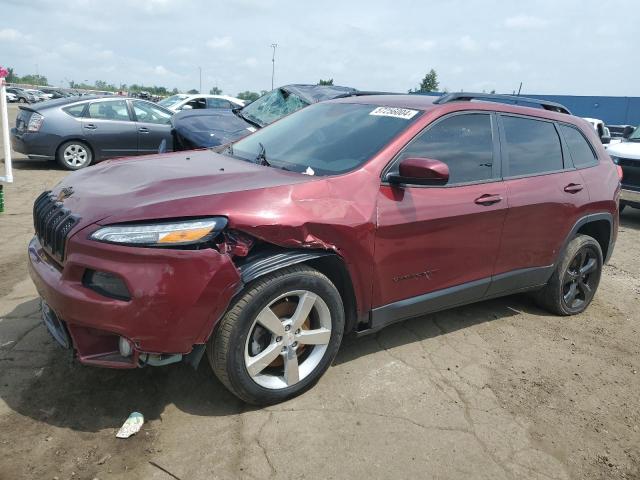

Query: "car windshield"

xmin=240 ymin=88 xmax=308 ymax=127
xmin=158 ymin=94 xmax=188 ymax=108
xmin=628 ymin=125 xmax=640 ymax=141
xmin=227 ymin=102 xmax=421 ymax=176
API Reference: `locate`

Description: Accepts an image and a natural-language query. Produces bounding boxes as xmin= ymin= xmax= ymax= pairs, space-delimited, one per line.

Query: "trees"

xmin=187 ymin=88 xmax=199 ymax=94
xmin=209 ymin=86 xmax=222 ymax=95
xmin=318 ymin=79 xmax=334 ymax=86
xmin=409 ymin=69 xmax=439 ymax=93
xmin=237 ymin=91 xmax=260 ymax=102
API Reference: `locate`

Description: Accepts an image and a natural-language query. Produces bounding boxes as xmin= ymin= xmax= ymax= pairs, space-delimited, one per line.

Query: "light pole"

xmin=198 ymin=66 xmax=202 ymax=93
xmin=270 ymin=43 xmax=278 ymax=90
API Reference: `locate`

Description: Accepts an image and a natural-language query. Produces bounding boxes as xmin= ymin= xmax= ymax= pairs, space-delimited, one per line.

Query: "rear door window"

xmin=87 ymin=100 xmax=131 ymax=121
xmin=396 ymin=113 xmax=496 ymax=184
xmin=185 ymin=97 xmax=206 ymax=109
xmin=559 ymin=124 xmax=598 ymax=168
xmin=63 ymin=104 xmax=86 ymax=118
xmin=501 ymin=116 xmax=563 ymax=176
xmin=132 ymin=100 xmax=172 ymax=124
xmin=207 ymin=98 xmax=232 ymax=109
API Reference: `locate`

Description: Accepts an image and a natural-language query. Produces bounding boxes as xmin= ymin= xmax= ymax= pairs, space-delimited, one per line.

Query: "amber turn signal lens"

xmin=158 ymin=227 xmax=214 ymax=243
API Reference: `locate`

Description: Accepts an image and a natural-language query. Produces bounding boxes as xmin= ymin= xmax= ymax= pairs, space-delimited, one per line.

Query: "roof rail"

xmin=433 ymin=92 xmax=571 ymax=115
xmin=333 ymin=90 xmax=400 ymax=99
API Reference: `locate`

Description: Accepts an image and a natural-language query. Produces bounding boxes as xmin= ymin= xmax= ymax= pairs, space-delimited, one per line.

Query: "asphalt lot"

xmin=0 ymin=103 xmax=639 ymax=479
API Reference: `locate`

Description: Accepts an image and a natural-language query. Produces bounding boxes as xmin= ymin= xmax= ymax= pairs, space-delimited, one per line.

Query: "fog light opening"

xmin=119 ymin=336 xmax=133 ymax=357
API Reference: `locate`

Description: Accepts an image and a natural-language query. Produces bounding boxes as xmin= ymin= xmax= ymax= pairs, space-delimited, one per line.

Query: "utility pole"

xmin=270 ymin=43 xmax=278 ymax=90
xmin=198 ymin=66 xmax=202 ymax=93
xmin=35 ymin=63 xmax=39 ymax=85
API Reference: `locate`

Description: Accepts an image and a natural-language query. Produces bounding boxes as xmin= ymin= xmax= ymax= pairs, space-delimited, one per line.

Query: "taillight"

xmin=27 ymin=113 xmax=44 ymax=132
xmin=616 ymin=165 xmax=623 ymax=180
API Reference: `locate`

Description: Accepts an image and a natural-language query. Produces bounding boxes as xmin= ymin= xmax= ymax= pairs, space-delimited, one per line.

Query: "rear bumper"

xmin=10 ymin=129 xmax=57 ymax=159
xmin=28 ymin=234 xmax=242 ymax=368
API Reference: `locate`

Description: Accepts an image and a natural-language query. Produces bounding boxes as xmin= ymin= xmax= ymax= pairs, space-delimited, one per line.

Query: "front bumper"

xmin=620 ymin=187 xmax=640 ymax=206
xmin=28 ymin=233 xmax=241 ymax=368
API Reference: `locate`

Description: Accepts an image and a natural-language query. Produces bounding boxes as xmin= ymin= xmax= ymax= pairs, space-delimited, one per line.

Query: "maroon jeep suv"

xmin=28 ymin=93 xmax=621 ymax=404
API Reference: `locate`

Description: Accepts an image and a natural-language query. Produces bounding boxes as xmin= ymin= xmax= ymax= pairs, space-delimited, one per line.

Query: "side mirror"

xmin=181 ymin=104 xmax=193 ymax=110
xmin=387 ymin=157 xmax=449 ymax=186
xmin=622 ymin=126 xmax=635 ymax=139
xmin=601 ymin=134 xmax=611 ymax=145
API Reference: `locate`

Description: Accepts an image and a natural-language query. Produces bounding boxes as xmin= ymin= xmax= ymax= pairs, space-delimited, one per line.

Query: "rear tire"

xmin=535 ymin=234 xmax=602 ymax=315
xmin=208 ymin=265 xmax=344 ymax=405
xmin=56 ymin=141 xmax=93 ymax=170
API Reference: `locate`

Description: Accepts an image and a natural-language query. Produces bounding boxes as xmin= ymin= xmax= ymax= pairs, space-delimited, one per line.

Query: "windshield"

xmin=158 ymin=94 xmax=188 ymax=108
xmin=227 ymin=102 xmax=421 ymax=176
xmin=240 ymin=88 xmax=308 ymax=127
xmin=629 ymin=125 xmax=640 ymax=141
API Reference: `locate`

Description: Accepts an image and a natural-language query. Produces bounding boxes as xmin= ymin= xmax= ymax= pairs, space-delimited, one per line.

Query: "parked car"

xmin=171 ymin=84 xmax=359 ymax=150
xmin=607 ymin=124 xmax=635 ymax=138
xmin=24 ymin=89 xmax=50 ymax=101
xmin=4 ymin=91 xmax=18 ymax=103
xmin=39 ymin=87 xmax=71 ymax=99
xmin=607 ymin=124 xmax=640 ymax=211
xmin=6 ymin=87 xmax=37 ymax=103
xmin=158 ymin=94 xmax=245 ymax=112
xmin=11 ymin=96 xmax=174 ymax=170
xmin=582 ymin=117 xmax=612 ymax=145
xmin=28 ymin=92 xmax=619 ymax=404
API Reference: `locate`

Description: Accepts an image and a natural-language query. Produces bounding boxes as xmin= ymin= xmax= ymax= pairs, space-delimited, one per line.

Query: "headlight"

xmin=90 ymin=217 xmax=227 ymax=246
xmin=610 ymin=156 xmax=620 ymax=164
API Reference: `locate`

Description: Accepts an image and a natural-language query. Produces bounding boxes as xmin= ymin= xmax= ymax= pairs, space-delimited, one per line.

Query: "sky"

xmin=0 ymin=0 xmax=637 ymax=97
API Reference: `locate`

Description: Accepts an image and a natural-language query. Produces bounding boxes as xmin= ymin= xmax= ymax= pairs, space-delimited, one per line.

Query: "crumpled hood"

xmin=607 ymin=141 xmax=640 ymax=160
xmin=171 ymin=109 xmax=255 ymax=148
xmin=52 ymin=149 xmax=317 ymax=230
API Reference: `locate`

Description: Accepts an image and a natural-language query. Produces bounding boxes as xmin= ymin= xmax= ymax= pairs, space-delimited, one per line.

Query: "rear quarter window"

xmin=63 ymin=104 xmax=86 ymax=118
xmin=559 ymin=124 xmax=598 ymax=168
xmin=501 ymin=115 xmax=563 ymax=177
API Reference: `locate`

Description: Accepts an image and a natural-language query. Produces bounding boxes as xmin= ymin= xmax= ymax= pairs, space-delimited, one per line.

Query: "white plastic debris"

xmin=116 ymin=412 xmax=144 ymax=439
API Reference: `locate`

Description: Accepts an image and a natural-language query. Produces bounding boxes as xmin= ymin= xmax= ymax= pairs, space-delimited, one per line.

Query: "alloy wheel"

xmin=562 ymin=246 xmax=599 ymax=310
xmin=63 ymin=144 xmax=89 ymax=168
xmin=244 ymin=290 xmax=332 ymax=390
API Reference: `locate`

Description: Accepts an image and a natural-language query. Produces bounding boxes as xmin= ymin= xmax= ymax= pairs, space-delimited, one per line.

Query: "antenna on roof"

xmin=517 ymin=82 xmax=523 ymax=96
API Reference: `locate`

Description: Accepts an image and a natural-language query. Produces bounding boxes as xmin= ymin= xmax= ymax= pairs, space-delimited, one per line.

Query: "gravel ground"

xmin=0 ymin=104 xmax=639 ymax=479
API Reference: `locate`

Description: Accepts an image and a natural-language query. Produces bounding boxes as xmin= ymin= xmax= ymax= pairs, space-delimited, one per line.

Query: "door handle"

xmin=138 ymin=127 xmax=150 ymax=133
xmin=83 ymin=124 xmax=97 ymax=130
xmin=564 ymin=183 xmax=583 ymax=194
xmin=474 ymin=194 xmax=503 ymax=206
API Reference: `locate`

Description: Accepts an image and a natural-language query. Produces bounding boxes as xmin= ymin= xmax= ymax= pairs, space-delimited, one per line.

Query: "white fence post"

xmin=0 ymin=78 xmax=13 ymax=184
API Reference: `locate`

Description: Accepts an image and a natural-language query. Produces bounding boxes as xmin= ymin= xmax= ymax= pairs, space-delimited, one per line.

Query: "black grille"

xmin=618 ymin=158 xmax=640 ymax=190
xmin=33 ymin=191 xmax=80 ymax=262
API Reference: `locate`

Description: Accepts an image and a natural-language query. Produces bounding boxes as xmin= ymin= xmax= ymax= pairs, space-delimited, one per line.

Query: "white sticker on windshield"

xmin=369 ymin=107 xmax=418 ymax=120
xmin=246 ymin=127 xmax=257 ymax=132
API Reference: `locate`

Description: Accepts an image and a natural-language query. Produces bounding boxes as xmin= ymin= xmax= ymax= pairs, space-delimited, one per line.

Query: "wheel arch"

xmin=561 ymin=213 xmax=614 ymax=264
xmin=235 ymin=247 xmax=359 ymax=334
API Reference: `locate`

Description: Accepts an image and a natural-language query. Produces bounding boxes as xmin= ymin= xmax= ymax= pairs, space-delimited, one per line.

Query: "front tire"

xmin=57 ymin=141 xmax=93 ymax=170
xmin=535 ymin=234 xmax=602 ymax=315
xmin=208 ymin=265 xmax=344 ymax=405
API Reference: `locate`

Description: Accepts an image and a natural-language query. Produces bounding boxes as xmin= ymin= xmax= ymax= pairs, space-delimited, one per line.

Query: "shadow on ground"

xmin=0 ymin=293 xmax=541 ymax=433
xmin=620 ymin=207 xmax=640 ymax=231
xmin=11 ymin=159 xmax=62 ymax=171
